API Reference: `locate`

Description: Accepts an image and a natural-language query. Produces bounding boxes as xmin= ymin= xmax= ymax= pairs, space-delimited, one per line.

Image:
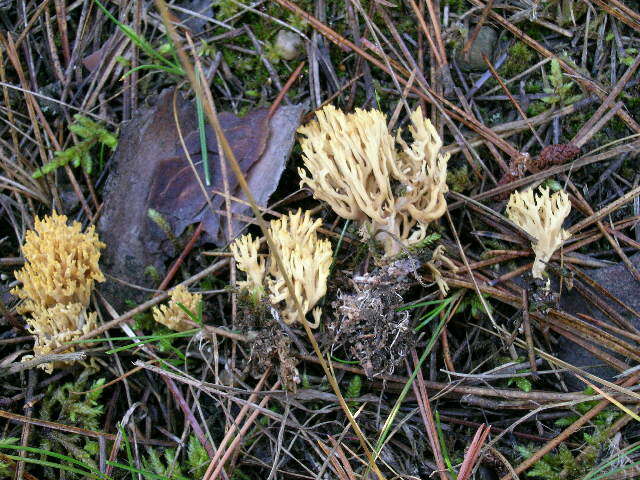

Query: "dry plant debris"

xmin=245 ymin=323 xmax=301 ymax=391
xmin=528 ymin=143 xmax=581 ymax=173
xmin=298 ymin=105 xmax=449 ymax=258
xmin=506 ymin=186 xmax=572 ymax=279
xmin=329 ymin=259 xmax=418 ymax=379
xmin=497 ymin=144 xmax=581 ymax=199
xmin=152 ymin=284 xmax=202 ymax=332
xmin=11 ymin=213 xmax=105 ymax=372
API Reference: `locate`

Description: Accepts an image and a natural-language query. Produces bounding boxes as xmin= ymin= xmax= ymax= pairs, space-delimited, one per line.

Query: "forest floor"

xmin=1 ymin=0 xmax=640 ymax=479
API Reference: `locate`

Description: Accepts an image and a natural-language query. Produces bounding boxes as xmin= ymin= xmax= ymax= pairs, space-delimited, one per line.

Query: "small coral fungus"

xmin=506 ymin=186 xmax=572 ymax=279
xmin=229 ymin=234 xmax=265 ymax=301
xmin=12 ymin=212 xmax=105 ymax=372
xmin=230 ymin=210 xmax=332 ymax=390
xmin=230 ymin=209 xmax=332 ymax=329
xmin=152 ymin=285 xmax=202 ymax=332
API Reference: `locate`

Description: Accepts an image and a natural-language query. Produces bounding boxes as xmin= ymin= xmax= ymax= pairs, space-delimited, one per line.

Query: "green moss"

xmin=444 ymin=0 xmax=466 ymax=14
xmin=35 ymin=369 xmax=106 ymax=479
xmin=523 ymin=23 xmax=548 ymax=41
xmin=501 ymin=42 xmax=536 ymax=78
xmin=621 ymin=158 xmax=637 ymax=181
xmin=514 ymin=388 xmax=622 ymax=480
xmin=563 ymin=111 xmax=590 ymax=139
xmin=623 ymin=93 xmax=640 ymax=109
xmin=446 ymin=165 xmax=476 ymax=193
xmin=526 ymin=81 xmax=543 ymax=94
xmin=527 ymin=101 xmax=548 ymax=117
xmin=213 ymin=0 xmax=246 ymax=20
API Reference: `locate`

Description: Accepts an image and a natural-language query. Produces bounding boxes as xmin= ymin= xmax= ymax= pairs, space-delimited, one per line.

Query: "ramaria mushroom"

xmin=152 ymin=284 xmax=202 ymax=332
xmin=230 ymin=209 xmax=332 ymax=328
xmin=506 ymin=186 xmax=572 ymax=279
xmin=229 ymin=234 xmax=266 ymax=301
xmin=298 ymin=105 xmax=449 ymax=258
xmin=22 ymin=303 xmax=97 ymax=372
xmin=11 ymin=212 xmax=105 ymax=372
xmin=266 ymin=209 xmax=332 ymax=328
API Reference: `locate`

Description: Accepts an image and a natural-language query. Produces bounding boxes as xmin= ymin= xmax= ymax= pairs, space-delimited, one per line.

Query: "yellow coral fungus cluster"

xmin=298 ymin=105 xmax=449 ymax=258
xmin=230 ymin=210 xmax=332 ymax=328
xmin=506 ymin=186 xmax=572 ymax=279
xmin=12 ymin=212 xmax=105 ymax=372
xmin=229 ymin=234 xmax=265 ymax=300
xmin=152 ymin=285 xmax=202 ymax=332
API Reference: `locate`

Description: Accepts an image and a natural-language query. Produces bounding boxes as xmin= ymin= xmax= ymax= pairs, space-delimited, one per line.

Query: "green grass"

xmin=375 ymin=291 xmax=461 ymax=455
xmin=0 ymin=439 xmax=107 ymax=480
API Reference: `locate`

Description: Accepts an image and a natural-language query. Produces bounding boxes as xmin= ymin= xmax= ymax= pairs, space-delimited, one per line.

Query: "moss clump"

xmin=527 ymin=101 xmax=549 ymax=117
xmin=501 ymin=42 xmax=536 ymax=78
xmin=446 ymin=165 xmax=476 ymax=193
xmin=37 ymin=369 xmax=106 ymax=479
xmin=444 ymin=0 xmax=466 ymax=14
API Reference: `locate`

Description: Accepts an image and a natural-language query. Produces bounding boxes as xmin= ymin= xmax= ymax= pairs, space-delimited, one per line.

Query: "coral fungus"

xmin=230 ymin=209 xmax=332 ymax=328
xmin=152 ymin=284 xmax=202 ymax=332
xmin=12 ymin=212 xmax=105 ymax=372
xmin=506 ymin=187 xmax=572 ymax=279
xmin=298 ymin=105 xmax=449 ymax=257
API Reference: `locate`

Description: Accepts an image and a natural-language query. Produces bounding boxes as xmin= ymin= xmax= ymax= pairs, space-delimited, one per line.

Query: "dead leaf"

xmin=98 ymin=88 xmax=303 ymax=309
xmin=147 ymin=107 xmax=271 ymax=244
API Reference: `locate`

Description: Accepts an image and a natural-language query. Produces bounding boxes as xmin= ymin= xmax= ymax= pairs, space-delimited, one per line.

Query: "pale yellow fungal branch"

xmin=298 ymin=105 xmax=449 ymax=258
xmin=22 ymin=303 xmax=97 ymax=361
xmin=425 ymin=245 xmax=457 ymax=296
xmin=229 ymin=234 xmax=266 ymax=300
xmin=266 ymin=210 xmax=332 ymax=328
xmin=506 ymin=186 xmax=572 ymax=279
xmin=11 ymin=212 xmax=106 ymax=373
xmin=229 ymin=210 xmax=332 ymax=329
xmin=152 ymin=284 xmax=202 ymax=332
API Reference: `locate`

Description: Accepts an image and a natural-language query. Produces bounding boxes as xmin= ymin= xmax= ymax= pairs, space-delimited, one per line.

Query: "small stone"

xmin=274 ymin=30 xmax=303 ymax=61
xmin=455 ymin=27 xmax=497 ymax=71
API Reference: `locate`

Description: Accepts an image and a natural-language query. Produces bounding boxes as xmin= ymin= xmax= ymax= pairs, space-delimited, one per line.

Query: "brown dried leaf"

xmin=146 ymin=107 xmax=271 ymax=243
xmin=98 ymin=89 xmax=303 ymax=308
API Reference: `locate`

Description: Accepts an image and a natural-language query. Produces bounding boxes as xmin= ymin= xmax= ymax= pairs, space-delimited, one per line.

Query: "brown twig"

xmin=161 ymin=375 xmax=215 ymax=457
xmin=521 ymin=289 xmax=537 ymax=376
xmin=269 ymin=60 xmax=306 ymax=119
xmin=410 ymin=350 xmax=448 ymax=480
xmin=458 ymin=424 xmax=491 ymax=480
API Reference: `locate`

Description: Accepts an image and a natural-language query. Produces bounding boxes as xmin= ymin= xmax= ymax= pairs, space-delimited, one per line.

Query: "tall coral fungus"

xmin=298 ymin=105 xmax=449 ymax=257
xmin=266 ymin=210 xmax=332 ymax=328
xmin=12 ymin=212 xmax=105 ymax=372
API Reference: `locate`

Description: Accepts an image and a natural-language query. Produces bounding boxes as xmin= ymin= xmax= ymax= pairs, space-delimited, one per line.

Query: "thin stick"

xmin=521 ymin=289 xmax=537 ymax=376
xmin=269 ymin=60 xmax=305 ymax=119
xmin=410 ymin=351 xmax=449 ymax=480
